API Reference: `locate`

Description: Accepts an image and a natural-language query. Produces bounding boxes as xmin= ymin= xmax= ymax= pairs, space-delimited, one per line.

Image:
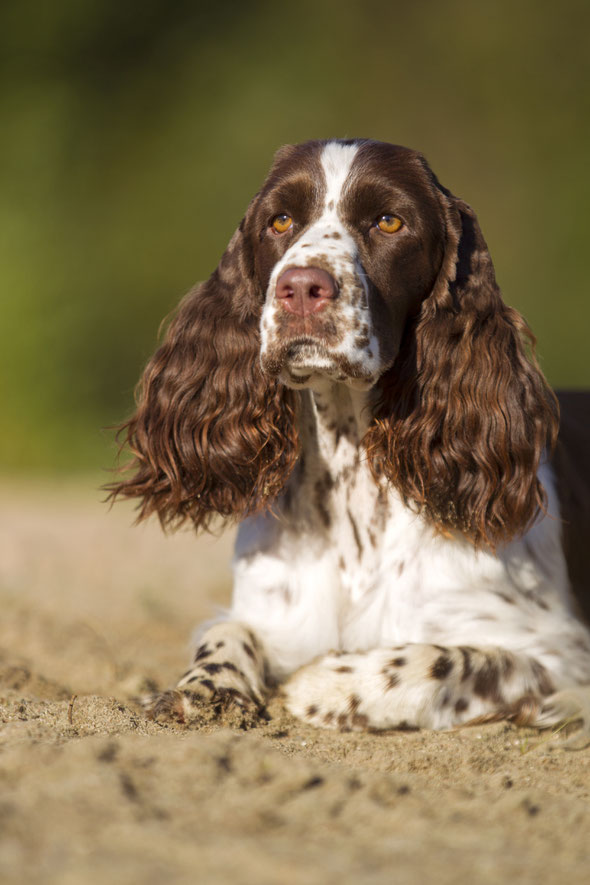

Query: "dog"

xmin=109 ymin=139 xmax=590 ymax=733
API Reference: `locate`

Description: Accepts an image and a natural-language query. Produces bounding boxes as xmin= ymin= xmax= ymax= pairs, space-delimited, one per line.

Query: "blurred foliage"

xmin=1 ymin=0 xmax=589 ymax=472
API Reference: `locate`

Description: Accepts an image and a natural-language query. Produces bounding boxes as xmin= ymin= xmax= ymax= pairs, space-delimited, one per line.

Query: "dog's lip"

xmin=285 ymin=340 xmax=335 ymax=363
xmin=261 ymin=339 xmax=342 ymax=379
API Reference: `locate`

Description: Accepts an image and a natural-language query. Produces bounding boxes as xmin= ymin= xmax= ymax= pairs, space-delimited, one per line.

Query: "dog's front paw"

xmin=145 ymin=622 xmax=271 ymax=728
xmin=144 ymin=681 xmax=269 ymax=728
xmin=143 ymin=689 xmax=189 ymax=723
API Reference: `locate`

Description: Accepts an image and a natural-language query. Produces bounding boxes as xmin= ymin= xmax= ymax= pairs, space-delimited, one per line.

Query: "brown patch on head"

xmin=384 ymin=673 xmax=400 ymax=690
xmin=335 ymin=665 xmax=354 ymax=674
xmin=455 ymin=697 xmax=469 ymax=714
xmin=107 ymin=142 xmax=315 ymax=530
xmin=351 ymin=140 xmax=559 ymax=550
xmin=323 ymin=711 xmax=335 ymax=725
xmin=389 ymin=656 xmax=407 ymax=667
xmin=306 ymin=704 xmax=319 ymax=717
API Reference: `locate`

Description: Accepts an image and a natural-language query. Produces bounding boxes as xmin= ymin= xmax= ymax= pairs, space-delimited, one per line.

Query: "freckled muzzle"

xmin=259 ymin=250 xmax=382 ymax=388
xmin=258 ymin=143 xmax=384 ymax=387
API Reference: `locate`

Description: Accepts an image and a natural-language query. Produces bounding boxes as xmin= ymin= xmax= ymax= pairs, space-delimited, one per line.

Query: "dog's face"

xmin=111 ymin=136 xmax=558 ymax=549
xmin=247 ymin=140 xmax=446 ymax=389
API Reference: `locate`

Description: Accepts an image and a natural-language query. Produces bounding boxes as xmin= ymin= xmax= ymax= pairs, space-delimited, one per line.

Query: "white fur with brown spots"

xmin=136 ymin=140 xmax=590 ymax=736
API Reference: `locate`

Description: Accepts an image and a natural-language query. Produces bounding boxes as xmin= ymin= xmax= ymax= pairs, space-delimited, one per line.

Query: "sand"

xmin=1 ymin=479 xmax=589 ymax=884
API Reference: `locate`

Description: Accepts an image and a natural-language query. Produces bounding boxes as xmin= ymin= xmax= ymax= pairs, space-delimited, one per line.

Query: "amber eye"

xmin=376 ymin=214 xmax=403 ymax=234
xmin=271 ymin=213 xmax=293 ymax=234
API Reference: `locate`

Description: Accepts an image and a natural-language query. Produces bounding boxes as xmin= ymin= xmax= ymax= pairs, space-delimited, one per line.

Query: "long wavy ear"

xmin=106 ymin=200 xmax=299 ymax=530
xmin=366 ymin=178 xmax=559 ymax=548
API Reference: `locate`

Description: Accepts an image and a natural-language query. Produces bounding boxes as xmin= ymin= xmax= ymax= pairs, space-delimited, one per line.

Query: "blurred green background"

xmin=2 ymin=0 xmax=589 ymax=475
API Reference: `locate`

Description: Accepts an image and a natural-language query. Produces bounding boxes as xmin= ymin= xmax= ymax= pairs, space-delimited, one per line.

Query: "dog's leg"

xmin=145 ymin=622 xmax=269 ymax=724
xmin=283 ymin=643 xmax=556 ymax=731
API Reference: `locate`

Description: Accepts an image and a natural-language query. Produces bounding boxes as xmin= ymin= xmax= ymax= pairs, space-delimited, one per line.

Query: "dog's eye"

xmin=271 ymin=214 xmax=293 ymax=234
xmin=376 ymin=214 xmax=403 ymax=234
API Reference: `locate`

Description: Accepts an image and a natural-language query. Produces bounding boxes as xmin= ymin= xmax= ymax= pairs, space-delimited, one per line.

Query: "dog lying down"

xmin=108 ymin=139 xmax=590 ymax=743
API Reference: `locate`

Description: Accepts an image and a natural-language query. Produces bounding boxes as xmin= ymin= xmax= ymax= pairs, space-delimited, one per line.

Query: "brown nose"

xmin=275 ymin=266 xmax=338 ymax=316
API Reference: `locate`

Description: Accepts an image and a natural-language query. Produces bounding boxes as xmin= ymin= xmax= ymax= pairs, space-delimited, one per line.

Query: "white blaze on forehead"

xmin=260 ymin=139 xmax=382 ymax=386
xmin=319 ymin=141 xmax=360 ymax=212
xmin=264 ymin=141 xmax=362 ymax=287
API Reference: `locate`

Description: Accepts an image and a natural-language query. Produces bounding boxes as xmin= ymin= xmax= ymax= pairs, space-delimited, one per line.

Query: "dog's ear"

xmin=107 ymin=197 xmax=299 ymax=531
xmin=367 ymin=179 xmax=558 ymax=549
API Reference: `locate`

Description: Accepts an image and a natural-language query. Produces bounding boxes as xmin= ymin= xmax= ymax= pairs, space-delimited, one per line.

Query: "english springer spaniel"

xmin=110 ymin=139 xmax=590 ymax=734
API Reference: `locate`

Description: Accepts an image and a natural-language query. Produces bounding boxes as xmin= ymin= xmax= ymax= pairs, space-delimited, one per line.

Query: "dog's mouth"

xmin=261 ymin=337 xmax=379 ymax=390
xmin=262 ymin=337 xmax=338 ymax=374
xmin=286 ymin=339 xmax=333 ymax=366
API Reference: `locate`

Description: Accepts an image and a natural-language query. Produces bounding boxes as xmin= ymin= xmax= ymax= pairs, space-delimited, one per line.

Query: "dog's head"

xmin=241 ymin=140 xmax=446 ymax=389
xmin=109 ymin=139 xmax=557 ymax=547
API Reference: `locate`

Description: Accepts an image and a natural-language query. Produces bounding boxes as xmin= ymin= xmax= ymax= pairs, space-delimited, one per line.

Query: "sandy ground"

xmin=1 ymin=479 xmax=590 ymax=885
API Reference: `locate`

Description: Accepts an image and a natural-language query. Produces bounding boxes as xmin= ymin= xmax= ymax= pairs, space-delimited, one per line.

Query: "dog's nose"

xmin=275 ymin=267 xmax=338 ymax=316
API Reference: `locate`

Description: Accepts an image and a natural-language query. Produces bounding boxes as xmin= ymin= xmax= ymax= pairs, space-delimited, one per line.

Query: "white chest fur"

xmin=231 ymin=384 xmax=590 ymax=687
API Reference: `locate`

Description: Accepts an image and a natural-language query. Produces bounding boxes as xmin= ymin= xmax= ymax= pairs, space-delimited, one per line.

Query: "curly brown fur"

xmin=108 ymin=140 xmax=558 ymax=548
xmin=365 ymin=187 xmax=559 ymax=548
xmin=106 ymin=213 xmax=300 ymax=529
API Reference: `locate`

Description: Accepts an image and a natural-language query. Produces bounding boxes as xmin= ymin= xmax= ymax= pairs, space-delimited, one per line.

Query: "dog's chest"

xmin=329 ymin=458 xmax=388 ymax=592
xmin=296 ymin=386 xmax=415 ymax=605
